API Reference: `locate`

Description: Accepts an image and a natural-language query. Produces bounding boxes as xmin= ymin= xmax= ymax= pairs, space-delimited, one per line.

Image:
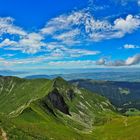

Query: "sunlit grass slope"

xmin=0 ymin=76 xmax=140 ymax=140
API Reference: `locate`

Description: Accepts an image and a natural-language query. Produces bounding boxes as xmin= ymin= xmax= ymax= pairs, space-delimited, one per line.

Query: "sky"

xmin=0 ymin=0 xmax=140 ymax=72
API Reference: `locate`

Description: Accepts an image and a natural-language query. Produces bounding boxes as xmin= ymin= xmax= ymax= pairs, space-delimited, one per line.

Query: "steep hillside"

xmin=0 ymin=76 xmax=53 ymax=115
xmin=0 ymin=76 xmax=140 ymax=140
xmin=70 ymin=79 xmax=140 ymax=114
xmin=0 ymin=76 xmax=117 ymax=140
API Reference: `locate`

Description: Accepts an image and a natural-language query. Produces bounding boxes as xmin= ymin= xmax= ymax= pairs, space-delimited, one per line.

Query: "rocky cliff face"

xmin=45 ymin=88 xmax=70 ymax=115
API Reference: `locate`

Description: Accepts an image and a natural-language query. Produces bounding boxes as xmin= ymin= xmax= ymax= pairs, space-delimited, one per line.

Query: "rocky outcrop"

xmin=67 ymin=89 xmax=75 ymax=101
xmin=48 ymin=88 xmax=70 ymax=115
xmin=43 ymin=88 xmax=71 ymax=115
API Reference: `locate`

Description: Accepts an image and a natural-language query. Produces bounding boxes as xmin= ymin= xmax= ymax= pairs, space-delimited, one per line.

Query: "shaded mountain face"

xmin=0 ymin=76 xmax=117 ymax=140
xmin=43 ymin=88 xmax=71 ymax=115
xmin=70 ymin=79 xmax=140 ymax=113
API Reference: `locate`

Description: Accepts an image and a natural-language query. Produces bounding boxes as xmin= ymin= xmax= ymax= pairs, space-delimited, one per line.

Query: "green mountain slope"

xmin=0 ymin=76 xmax=53 ymax=115
xmin=92 ymin=116 xmax=140 ymax=140
xmin=0 ymin=76 xmax=140 ymax=140
xmin=70 ymin=79 xmax=140 ymax=114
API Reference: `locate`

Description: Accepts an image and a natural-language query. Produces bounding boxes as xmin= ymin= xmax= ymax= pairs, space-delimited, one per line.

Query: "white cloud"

xmin=0 ymin=12 xmax=140 ymax=56
xmin=0 ymin=33 xmax=46 ymax=54
xmin=40 ymin=10 xmax=86 ymax=35
xmin=0 ymin=15 xmax=100 ymax=56
xmin=96 ymin=58 xmax=106 ymax=65
xmin=0 ymin=17 xmax=26 ymax=36
xmin=48 ymin=45 xmax=100 ymax=58
xmin=96 ymin=54 xmax=140 ymax=66
xmin=48 ymin=60 xmax=95 ymax=68
xmin=0 ymin=54 xmax=64 ymax=66
xmin=125 ymin=54 xmax=140 ymax=65
xmin=124 ymin=44 xmax=140 ymax=49
xmin=17 ymin=33 xmax=46 ymax=54
xmin=86 ymin=14 xmax=140 ymax=40
xmin=2 ymin=53 xmax=140 ymax=68
xmin=0 ymin=11 xmax=140 ymax=68
xmin=70 ymin=48 xmax=100 ymax=57
xmin=53 ymin=29 xmax=81 ymax=45
xmin=114 ymin=15 xmax=140 ymax=34
xmin=0 ymin=38 xmax=17 ymax=48
xmin=0 ymin=41 xmax=99 ymax=67
xmin=41 ymin=10 xmax=140 ymax=42
xmin=0 ymin=38 xmax=99 ymax=57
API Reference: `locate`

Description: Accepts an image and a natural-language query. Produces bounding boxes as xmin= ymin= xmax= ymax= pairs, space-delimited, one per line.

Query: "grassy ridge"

xmin=0 ymin=76 xmax=53 ymax=115
xmin=0 ymin=76 xmax=140 ymax=140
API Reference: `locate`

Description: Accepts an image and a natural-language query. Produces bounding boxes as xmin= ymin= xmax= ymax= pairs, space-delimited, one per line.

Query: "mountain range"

xmin=0 ymin=76 xmax=140 ymax=140
xmin=70 ymin=79 xmax=140 ymax=116
xmin=25 ymin=71 xmax=140 ymax=82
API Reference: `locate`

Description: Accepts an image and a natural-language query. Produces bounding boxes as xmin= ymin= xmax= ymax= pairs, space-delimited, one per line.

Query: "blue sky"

xmin=0 ymin=0 xmax=140 ymax=71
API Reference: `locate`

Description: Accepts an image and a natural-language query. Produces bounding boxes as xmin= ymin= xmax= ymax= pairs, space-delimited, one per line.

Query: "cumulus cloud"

xmin=0 ymin=14 xmax=101 ymax=56
xmin=41 ymin=10 xmax=140 ymax=42
xmin=87 ymin=14 xmax=140 ymax=40
xmin=0 ymin=10 xmax=140 ymax=67
xmin=1 ymin=39 xmax=98 ymax=58
xmin=0 ymin=12 xmax=140 ymax=55
xmin=17 ymin=33 xmax=46 ymax=54
xmin=96 ymin=54 xmax=140 ymax=66
xmin=40 ymin=10 xmax=86 ymax=35
xmin=114 ymin=15 xmax=140 ymax=34
xmin=96 ymin=58 xmax=106 ymax=65
xmin=0 ymin=17 xmax=46 ymax=54
xmin=0 ymin=39 xmax=17 ymax=48
xmin=0 ymin=33 xmax=46 ymax=54
xmin=125 ymin=54 xmax=140 ymax=65
xmin=0 ymin=17 xmax=26 ymax=36
xmin=0 ymin=42 xmax=99 ymax=67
